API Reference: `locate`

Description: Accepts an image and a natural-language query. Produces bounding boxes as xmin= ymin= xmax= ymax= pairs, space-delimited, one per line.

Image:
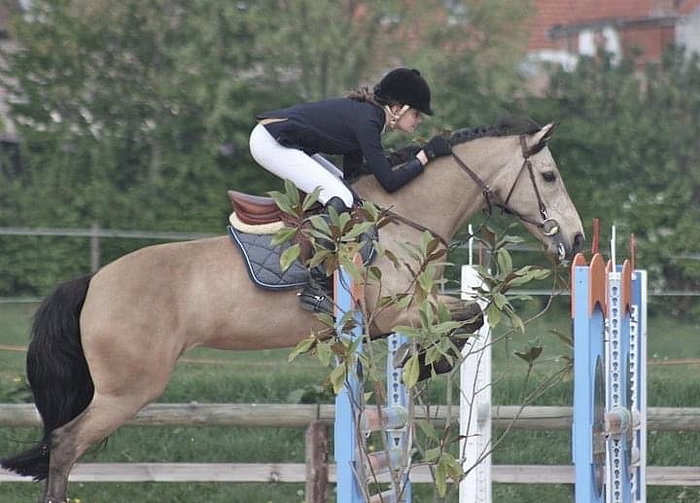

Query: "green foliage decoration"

xmin=271 ymin=179 xmax=567 ymax=499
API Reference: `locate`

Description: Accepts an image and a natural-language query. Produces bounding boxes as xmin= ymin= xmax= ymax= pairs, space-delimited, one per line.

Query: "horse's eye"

xmin=542 ymin=171 xmax=557 ymax=183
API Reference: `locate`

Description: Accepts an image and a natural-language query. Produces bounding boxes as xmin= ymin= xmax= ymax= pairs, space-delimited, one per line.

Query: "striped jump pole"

xmin=334 ymin=262 xmax=412 ymax=503
xmin=334 ymin=265 xmax=365 ymax=502
xmin=572 ymin=228 xmax=647 ymax=503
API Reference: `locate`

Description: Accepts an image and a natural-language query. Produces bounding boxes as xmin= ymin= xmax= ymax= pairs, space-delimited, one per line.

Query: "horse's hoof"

xmin=455 ymin=301 xmax=484 ymax=333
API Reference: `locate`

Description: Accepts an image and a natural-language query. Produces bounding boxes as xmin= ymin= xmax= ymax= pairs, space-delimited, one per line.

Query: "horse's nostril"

xmin=573 ymin=232 xmax=585 ymax=254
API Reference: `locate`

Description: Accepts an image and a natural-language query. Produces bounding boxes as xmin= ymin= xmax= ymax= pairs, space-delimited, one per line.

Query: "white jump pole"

xmin=459 ymin=226 xmax=492 ymax=502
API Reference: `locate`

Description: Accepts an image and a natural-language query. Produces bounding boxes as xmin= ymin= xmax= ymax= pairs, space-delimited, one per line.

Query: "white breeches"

xmin=249 ymin=123 xmax=354 ymax=207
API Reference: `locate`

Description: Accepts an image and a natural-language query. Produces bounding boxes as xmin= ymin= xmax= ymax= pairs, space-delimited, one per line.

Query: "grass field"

xmin=1 ymin=297 xmax=700 ymax=502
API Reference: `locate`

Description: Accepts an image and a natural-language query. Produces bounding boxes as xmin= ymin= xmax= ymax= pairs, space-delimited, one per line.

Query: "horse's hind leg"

xmin=42 ymin=385 xmax=171 ymax=502
xmin=44 ymin=355 xmax=174 ymax=503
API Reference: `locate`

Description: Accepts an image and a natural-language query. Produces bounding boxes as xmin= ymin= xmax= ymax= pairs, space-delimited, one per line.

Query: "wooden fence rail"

xmin=2 ymin=403 xmax=700 ymax=487
xmin=3 ymin=403 xmax=700 ymax=431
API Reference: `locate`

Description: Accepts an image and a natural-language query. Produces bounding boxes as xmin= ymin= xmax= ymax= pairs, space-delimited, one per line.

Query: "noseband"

xmin=450 ymin=134 xmax=560 ymax=238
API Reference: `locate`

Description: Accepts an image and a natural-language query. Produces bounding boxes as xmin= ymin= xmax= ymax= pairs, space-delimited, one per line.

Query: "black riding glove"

xmin=423 ymin=135 xmax=452 ymax=161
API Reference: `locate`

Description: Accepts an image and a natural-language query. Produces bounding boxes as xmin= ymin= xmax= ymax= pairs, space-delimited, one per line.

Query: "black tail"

xmin=1 ymin=275 xmax=94 ymax=480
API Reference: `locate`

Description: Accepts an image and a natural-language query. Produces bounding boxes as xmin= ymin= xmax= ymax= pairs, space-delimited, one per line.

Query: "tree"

xmin=0 ymin=0 xmax=538 ymax=295
xmin=528 ymin=47 xmax=700 ymax=312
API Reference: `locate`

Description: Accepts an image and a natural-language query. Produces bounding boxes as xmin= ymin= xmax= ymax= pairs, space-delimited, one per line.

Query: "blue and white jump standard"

xmin=572 ymin=250 xmax=647 ymax=503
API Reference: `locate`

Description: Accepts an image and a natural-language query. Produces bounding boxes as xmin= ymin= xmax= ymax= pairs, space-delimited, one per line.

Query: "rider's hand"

xmin=422 ymin=135 xmax=452 ymax=161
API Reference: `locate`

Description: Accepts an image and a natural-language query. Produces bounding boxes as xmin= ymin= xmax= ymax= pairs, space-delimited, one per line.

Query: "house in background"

xmin=525 ymin=0 xmax=700 ymax=73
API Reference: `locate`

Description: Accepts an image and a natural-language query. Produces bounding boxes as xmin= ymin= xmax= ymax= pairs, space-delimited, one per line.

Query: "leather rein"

xmin=382 ymin=134 xmax=560 ymax=249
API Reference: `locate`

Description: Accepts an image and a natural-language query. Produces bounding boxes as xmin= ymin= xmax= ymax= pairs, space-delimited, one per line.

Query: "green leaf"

xmin=270 ymin=226 xmax=298 ymax=246
xmin=283 ymin=179 xmax=301 ymax=206
xmin=436 ymin=301 xmax=452 ymax=323
xmin=279 ymin=243 xmax=301 ymax=272
xmin=367 ymin=266 xmax=382 ymax=282
xmin=497 ymin=234 xmax=524 ymax=247
xmin=435 ymin=459 xmax=448 ymax=497
xmin=486 ymin=303 xmax=502 ymax=326
xmin=288 ymin=336 xmax=316 ymax=362
xmin=496 ymin=248 xmax=513 ymax=275
xmin=427 ymin=248 xmax=448 ymax=262
xmin=306 ymin=249 xmax=333 ymax=268
xmin=402 ymin=355 xmax=420 ymax=389
xmin=531 ymin=268 xmax=552 ymax=280
xmin=309 ymin=215 xmax=332 ymax=236
xmin=419 ymin=303 xmax=433 ymax=330
xmin=416 ymin=419 xmax=439 ymax=441
xmin=316 ymin=340 xmax=333 ymax=367
xmin=416 ymin=271 xmax=435 ymax=297
xmin=329 ymin=364 xmax=347 ymax=395
xmin=393 ymin=294 xmax=414 ymax=310
xmin=423 ymin=447 xmax=442 ymax=463
xmin=443 ymin=452 xmax=464 ymax=480
xmin=343 ymin=221 xmax=373 ymax=240
xmin=511 ymin=312 xmax=526 ymax=332
xmin=301 ymin=187 xmax=321 ymax=211
xmin=493 ymin=292 xmax=507 ymax=310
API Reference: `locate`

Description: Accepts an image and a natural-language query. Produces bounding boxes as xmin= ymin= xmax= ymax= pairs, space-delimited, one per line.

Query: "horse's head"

xmin=352 ymin=118 xmax=584 ymax=262
xmin=490 ymin=122 xmax=585 ymax=260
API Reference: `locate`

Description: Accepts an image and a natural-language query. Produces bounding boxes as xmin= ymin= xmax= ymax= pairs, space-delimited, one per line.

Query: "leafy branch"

xmin=271 ymin=181 xmax=572 ymax=498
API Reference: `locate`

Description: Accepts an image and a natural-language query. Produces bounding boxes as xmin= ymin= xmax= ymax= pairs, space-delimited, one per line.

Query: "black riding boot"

xmin=321 ymin=196 xmax=376 ymax=264
xmin=298 ymin=265 xmax=333 ymax=314
xmin=298 ymin=197 xmax=350 ymax=314
xmin=298 ymin=197 xmax=376 ymax=314
xmin=316 ymin=196 xmax=350 ymax=250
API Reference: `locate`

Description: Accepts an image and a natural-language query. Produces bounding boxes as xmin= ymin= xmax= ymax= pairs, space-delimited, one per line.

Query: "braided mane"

xmin=450 ymin=116 xmax=541 ymax=145
xmin=347 ymin=116 xmax=543 ymax=183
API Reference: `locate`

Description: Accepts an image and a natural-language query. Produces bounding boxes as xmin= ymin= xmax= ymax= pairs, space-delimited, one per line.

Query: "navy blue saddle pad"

xmin=228 ymin=226 xmax=309 ymax=290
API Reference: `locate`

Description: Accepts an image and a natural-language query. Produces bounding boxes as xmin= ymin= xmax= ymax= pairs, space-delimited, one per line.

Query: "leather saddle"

xmin=227 ymin=190 xmax=285 ymax=225
xmin=226 ymin=188 xmax=375 ymax=316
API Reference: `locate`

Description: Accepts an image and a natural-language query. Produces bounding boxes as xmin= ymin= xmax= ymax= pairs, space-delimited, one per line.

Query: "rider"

xmin=249 ymin=68 xmax=452 ymax=311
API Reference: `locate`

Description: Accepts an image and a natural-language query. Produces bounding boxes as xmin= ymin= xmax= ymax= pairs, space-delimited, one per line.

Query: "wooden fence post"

xmin=305 ymin=420 xmax=328 ymax=503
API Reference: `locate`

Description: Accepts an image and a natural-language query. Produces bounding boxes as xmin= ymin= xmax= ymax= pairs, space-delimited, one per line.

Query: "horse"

xmin=1 ymin=118 xmax=584 ymax=502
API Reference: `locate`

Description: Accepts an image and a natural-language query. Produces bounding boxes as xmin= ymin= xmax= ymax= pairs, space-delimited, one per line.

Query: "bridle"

xmin=383 ymin=133 xmax=561 ymax=250
xmin=448 ymin=134 xmax=560 ymax=238
xmin=501 ymin=136 xmax=560 ymax=235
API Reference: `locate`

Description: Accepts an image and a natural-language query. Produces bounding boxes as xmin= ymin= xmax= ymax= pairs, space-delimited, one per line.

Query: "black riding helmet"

xmin=373 ymin=68 xmax=434 ymax=116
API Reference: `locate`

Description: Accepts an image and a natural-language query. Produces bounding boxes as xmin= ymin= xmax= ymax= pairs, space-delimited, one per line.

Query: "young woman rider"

xmin=249 ymin=67 xmax=452 ymax=216
xmin=249 ymin=68 xmax=452 ymax=312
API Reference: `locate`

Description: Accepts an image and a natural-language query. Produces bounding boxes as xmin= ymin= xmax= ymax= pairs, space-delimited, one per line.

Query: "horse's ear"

xmin=533 ymin=122 xmax=559 ymax=144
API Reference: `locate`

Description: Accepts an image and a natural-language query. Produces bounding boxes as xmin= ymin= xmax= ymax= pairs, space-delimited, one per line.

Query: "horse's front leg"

xmin=407 ymin=295 xmax=484 ymax=380
xmin=381 ymin=295 xmax=484 ymax=381
xmin=439 ymin=295 xmax=484 ymax=334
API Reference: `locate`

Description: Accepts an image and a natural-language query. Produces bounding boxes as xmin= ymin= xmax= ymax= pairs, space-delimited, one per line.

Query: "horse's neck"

xmin=354 ymin=137 xmax=514 ymax=242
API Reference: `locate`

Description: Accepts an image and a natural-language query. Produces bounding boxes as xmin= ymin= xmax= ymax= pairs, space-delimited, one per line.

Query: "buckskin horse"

xmin=2 ymin=119 xmax=584 ymax=502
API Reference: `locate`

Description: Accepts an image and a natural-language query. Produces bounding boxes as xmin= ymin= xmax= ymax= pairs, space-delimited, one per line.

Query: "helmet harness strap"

xmin=385 ymin=104 xmax=411 ymax=130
